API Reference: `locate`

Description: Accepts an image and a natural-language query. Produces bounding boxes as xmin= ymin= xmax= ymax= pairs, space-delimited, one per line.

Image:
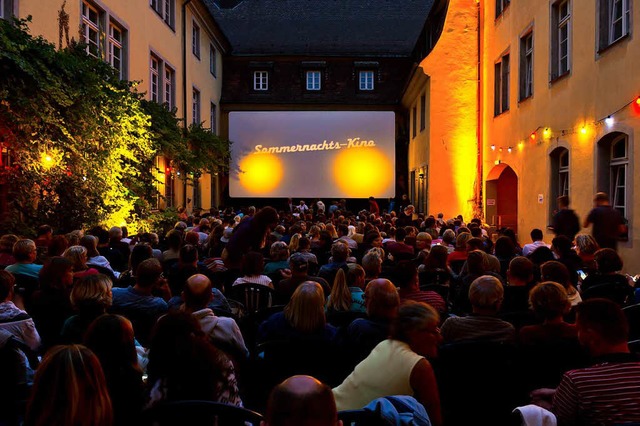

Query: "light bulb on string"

xmin=543 ymin=128 xmax=550 ymax=138
xmin=605 ymin=116 xmax=614 ymax=126
xmin=507 ymin=147 xmax=512 ymax=153
xmin=490 ymin=144 xmax=495 ymax=151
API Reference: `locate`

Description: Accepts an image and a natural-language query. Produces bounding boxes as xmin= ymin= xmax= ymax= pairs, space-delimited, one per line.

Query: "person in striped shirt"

xmin=531 ymin=298 xmax=640 ymax=425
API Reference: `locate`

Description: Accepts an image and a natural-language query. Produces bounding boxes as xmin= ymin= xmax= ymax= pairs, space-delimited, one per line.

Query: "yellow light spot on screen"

xmin=238 ymin=153 xmax=283 ymax=194
xmin=333 ymin=147 xmax=391 ymax=198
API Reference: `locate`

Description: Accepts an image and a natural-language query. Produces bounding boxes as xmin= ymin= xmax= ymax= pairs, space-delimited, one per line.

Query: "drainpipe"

xmin=182 ymin=0 xmax=193 ymax=210
xmin=476 ymin=0 xmax=484 ymax=220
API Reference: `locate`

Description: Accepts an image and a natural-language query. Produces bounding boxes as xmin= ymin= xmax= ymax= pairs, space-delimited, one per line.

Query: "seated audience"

xmin=362 ymin=248 xmax=384 ymax=281
xmin=0 ymin=271 xmax=40 ymax=351
xmin=531 ymin=299 xmax=640 ymax=425
xmin=540 ymin=261 xmax=582 ymax=307
xmin=232 ymin=251 xmax=273 ymax=288
xmin=441 ymin=275 xmax=515 ymax=343
xmin=117 ymin=243 xmax=153 ymax=288
xmin=502 ymin=256 xmax=535 ymax=314
xmin=5 ymin=239 xmax=42 ymax=279
xmin=574 ymin=234 xmax=599 ymax=275
xmin=167 ymin=244 xmax=217 ymax=295
xmin=395 ymin=261 xmax=446 ymax=314
xmin=333 ymin=301 xmax=443 ymax=426
xmin=80 ymin=235 xmax=119 ymax=279
xmin=259 ymin=281 xmax=336 ymax=343
xmin=580 ymin=248 xmax=633 ymax=305
xmin=0 ymin=234 xmax=18 ymax=268
xmin=146 ymin=312 xmax=242 ymax=407
xmin=84 ymin=315 xmax=144 ymax=426
xmin=326 ymin=263 xmax=366 ymax=314
xmin=523 ymin=228 xmax=550 ymax=257
xmin=26 ymin=345 xmax=113 ymax=426
xmin=519 ymin=282 xmax=577 ymax=346
xmin=318 ymin=242 xmax=350 ymax=285
xmin=265 ymin=375 xmax=340 ymax=426
xmin=183 ymin=274 xmax=248 ymax=360
xmin=276 ymin=252 xmax=330 ymax=303
xmin=61 ymin=274 xmax=113 ymax=344
xmin=63 ymin=245 xmax=99 ymax=281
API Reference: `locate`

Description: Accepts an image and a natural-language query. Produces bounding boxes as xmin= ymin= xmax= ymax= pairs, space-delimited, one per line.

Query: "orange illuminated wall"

xmin=417 ymin=0 xmax=480 ymax=220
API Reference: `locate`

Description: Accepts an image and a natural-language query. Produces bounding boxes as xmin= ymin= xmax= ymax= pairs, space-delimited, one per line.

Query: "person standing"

xmin=583 ymin=192 xmax=624 ymax=251
xmin=550 ymin=195 xmax=580 ymax=241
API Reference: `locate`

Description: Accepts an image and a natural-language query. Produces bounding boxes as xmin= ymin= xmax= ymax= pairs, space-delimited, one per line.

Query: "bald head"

xmin=183 ymin=274 xmax=213 ymax=310
xmin=264 ymin=375 xmax=340 ymax=426
xmin=364 ymin=278 xmax=400 ymax=320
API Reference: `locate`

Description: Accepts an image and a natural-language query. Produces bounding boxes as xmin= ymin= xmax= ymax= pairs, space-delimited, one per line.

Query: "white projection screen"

xmin=229 ymin=111 xmax=396 ymax=198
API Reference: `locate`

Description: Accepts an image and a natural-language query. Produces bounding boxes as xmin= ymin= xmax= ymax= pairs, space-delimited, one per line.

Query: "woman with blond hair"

xmin=61 ymin=274 xmax=113 ymax=344
xmin=326 ymin=264 xmax=366 ymax=314
xmin=258 ymin=281 xmax=336 ymax=343
xmin=26 ymin=344 xmax=113 ymax=426
xmin=63 ymin=245 xmax=99 ymax=281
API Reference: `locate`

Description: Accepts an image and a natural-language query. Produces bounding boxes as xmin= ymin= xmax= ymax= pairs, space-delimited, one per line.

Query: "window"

xmin=551 ymin=0 xmax=571 ymax=80
xmin=192 ymin=88 xmax=201 ymax=124
xmin=210 ymin=44 xmax=217 ymax=77
xmin=210 ymin=103 xmax=217 ymax=134
xmin=109 ymin=22 xmax=124 ymax=79
xmin=420 ymin=94 xmax=426 ymax=131
xmin=549 ymin=147 xmax=570 ymax=220
xmin=597 ymin=132 xmax=630 ymax=223
xmin=82 ymin=2 xmax=101 ymax=58
xmin=598 ymin=0 xmax=631 ymax=51
xmin=519 ymin=31 xmax=533 ymax=101
xmin=164 ymin=65 xmax=174 ymax=110
xmin=150 ymin=0 xmax=174 ymax=28
xmin=150 ymin=55 xmax=160 ymax=103
xmin=306 ymin=71 xmax=321 ymax=91
xmin=150 ymin=54 xmax=175 ymax=109
xmin=82 ymin=2 xmax=127 ymax=78
xmin=412 ymin=106 xmax=417 ymax=138
xmin=496 ymin=0 xmax=510 ymax=18
xmin=359 ymin=70 xmax=375 ymax=91
xmin=494 ymin=52 xmax=510 ymax=115
xmin=254 ymin=71 xmax=269 ymax=91
xmin=1 ymin=0 xmax=15 ymax=19
xmin=192 ymin=21 xmax=201 ymax=59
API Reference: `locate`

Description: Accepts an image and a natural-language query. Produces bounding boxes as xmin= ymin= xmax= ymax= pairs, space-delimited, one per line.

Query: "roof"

xmin=206 ymin=0 xmax=435 ymax=56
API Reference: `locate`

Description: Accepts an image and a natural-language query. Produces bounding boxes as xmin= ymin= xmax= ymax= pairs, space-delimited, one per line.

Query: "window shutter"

xmin=519 ymin=40 xmax=526 ymax=100
xmin=494 ymin=62 xmax=501 ymax=115
xmin=502 ymin=55 xmax=510 ymax=111
xmin=598 ymin=0 xmax=610 ymax=50
xmin=550 ymin=6 xmax=559 ymax=80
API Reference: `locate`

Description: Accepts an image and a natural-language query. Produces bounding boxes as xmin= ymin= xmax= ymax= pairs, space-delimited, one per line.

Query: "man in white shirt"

xmin=522 ymin=228 xmax=550 ymax=257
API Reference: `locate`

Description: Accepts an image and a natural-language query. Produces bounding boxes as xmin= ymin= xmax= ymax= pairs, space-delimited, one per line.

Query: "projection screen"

xmin=229 ymin=111 xmax=396 ymax=198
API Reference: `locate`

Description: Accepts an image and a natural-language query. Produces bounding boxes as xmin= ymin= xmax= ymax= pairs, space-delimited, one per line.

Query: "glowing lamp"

xmin=605 ymin=116 xmax=614 ymax=126
xmin=165 ymin=167 xmax=171 ymax=173
xmin=490 ymin=144 xmax=496 ymax=151
xmin=543 ymin=128 xmax=550 ymax=138
xmin=507 ymin=147 xmax=512 ymax=153
xmin=580 ymin=126 xmax=587 ymax=135
xmin=530 ymin=132 xmax=536 ymax=140
xmin=499 ymin=147 xmax=503 ymax=152
xmin=518 ymin=141 xmax=524 ymax=150
xmin=636 ymin=96 xmax=640 ymax=106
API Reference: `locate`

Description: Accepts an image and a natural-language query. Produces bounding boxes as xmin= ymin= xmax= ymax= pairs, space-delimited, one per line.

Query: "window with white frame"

xmin=306 ymin=71 xmax=321 ymax=91
xmin=150 ymin=55 xmax=160 ymax=103
xmin=598 ymin=0 xmax=631 ymax=51
xmin=254 ymin=71 xmax=269 ymax=91
xmin=519 ymin=31 xmax=533 ymax=101
xmin=109 ymin=22 xmax=125 ymax=79
xmin=150 ymin=0 xmax=174 ymax=28
xmin=359 ymin=70 xmax=374 ymax=91
xmin=610 ymin=135 xmax=628 ymax=219
xmin=549 ymin=147 xmax=570 ymax=221
xmin=192 ymin=88 xmax=201 ymax=124
xmin=164 ymin=65 xmax=174 ymax=110
xmin=82 ymin=2 xmax=101 ymax=58
xmin=210 ymin=44 xmax=217 ymax=77
xmin=192 ymin=21 xmax=201 ymax=59
xmin=558 ymin=149 xmax=569 ymax=197
xmin=210 ymin=102 xmax=217 ymax=134
xmin=494 ymin=52 xmax=510 ymax=115
xmin=551 ymin=0 xmax=571 ymax=80
xmin=496 ymin=0 xmax=510 ymax=18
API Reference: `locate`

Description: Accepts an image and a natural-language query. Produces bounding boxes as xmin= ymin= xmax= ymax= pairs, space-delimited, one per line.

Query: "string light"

xmin=507 ymin=147 xmax=512 ymax=153
xmin=530 ymin=132 xmax=536 ymax=140
xmin=543 ymin=128 xmax=551 ymax=138
xmin=605 ymin=116 xmax=614 ymax=126
xmin=581 ymin=126 xmax=587 ymax=135
xmin=490 ymin=144 xmax=495 ymax=151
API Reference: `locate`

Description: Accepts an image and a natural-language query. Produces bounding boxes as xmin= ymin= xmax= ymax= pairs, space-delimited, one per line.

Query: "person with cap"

xmin=276 ymin=252 xmax=330 ymax=304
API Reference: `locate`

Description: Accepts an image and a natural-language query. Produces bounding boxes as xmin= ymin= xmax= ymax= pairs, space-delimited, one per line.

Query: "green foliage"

xmin=0 ymin=18 xmax=156 ymax=232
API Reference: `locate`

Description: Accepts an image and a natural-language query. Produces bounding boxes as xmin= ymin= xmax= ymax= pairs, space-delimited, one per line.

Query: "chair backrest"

xmin=624 ymin=304 xmax=640 ymax=341
xmin=582 ymin=282 xmax=633 ymax=306
xmin=449 ymin=259 xmax=466 ymax=275
xmin=10 ymin=273 xmax=40 ymax=310
xmin=141 ymin=400 xmax=263 ymax=426
xmin=231 ymin=283 xmax=275 ymax=314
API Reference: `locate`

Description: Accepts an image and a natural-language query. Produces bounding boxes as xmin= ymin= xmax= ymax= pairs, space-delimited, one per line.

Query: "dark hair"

xmin=552 ymin=235 xmax=573 ymax=257
xmin=576 ymin=298 xmax=628 ymax=345
xmin=179 ymin=244 xmax=198 ymax=264
xmin=48 ymin=235 xmax=69 ymax=257
xmin=466 ymin=237 xmax=484 ymax=251
xmin=423 ymin=245 xmax=449 ymax=270
xmin=148 ymin=312 xmax=231 ymax=402
xmin=540 ymin=261 xmax=571 ymax=289
xmin=494 ymin=236 xmax=516 ymax=258
xmin=466 ymin=250 xmax=486 ymax=275
xmin=528 ymin=246 xmax=555 ymax=266
xmin=242 ymin=251 xmax=264 ymax=276
xmin=166 ymin=230 xmax=183 ymax=251
xmin=530 ymin=228 xmax=544 ymax=241
xmin=0 ymin=270 xmax=15 ymax=301
xmin=393 ymin=260 xmax=418 ymax=289
xmin=424 ymin=217 xmax=436 ymax=228
xmin=80 ymin=235 xmax=100 ymax=258
xmin=37 ymin=225 xmax=52 ymax=237
xmin=136 ymin=258 xmax=162 ymax=288
xmin=508 ymin=256 xmax=534 ymax=282
xmin=594 ymin=248 xmax=623 ymax=273
xmin=395 ymin=227 xmax=407 ymax=242
xmin=39 ymin=256 xmax=74 ymax=291
xmin=129 ymin=244 xmax=153 ymax=273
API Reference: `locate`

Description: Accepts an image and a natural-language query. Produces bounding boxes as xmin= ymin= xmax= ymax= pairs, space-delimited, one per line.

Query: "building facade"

xmin=5 ymin=0 xmax=229 ymax=212
xmin=410 ymin=0 xmax=640 ymax=270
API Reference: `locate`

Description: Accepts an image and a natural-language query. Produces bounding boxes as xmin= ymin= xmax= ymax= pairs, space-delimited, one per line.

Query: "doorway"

xmin=486 ymin=163 xmax=518 ymax=234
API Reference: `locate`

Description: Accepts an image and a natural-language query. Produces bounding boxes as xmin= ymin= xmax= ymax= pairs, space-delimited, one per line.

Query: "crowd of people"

xmin=0 ymin=192 xmax=639 ymax=426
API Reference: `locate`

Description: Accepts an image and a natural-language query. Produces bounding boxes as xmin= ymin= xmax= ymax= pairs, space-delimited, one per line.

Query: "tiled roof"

xmin=205 ymin=0 xmax=435 ymax=56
